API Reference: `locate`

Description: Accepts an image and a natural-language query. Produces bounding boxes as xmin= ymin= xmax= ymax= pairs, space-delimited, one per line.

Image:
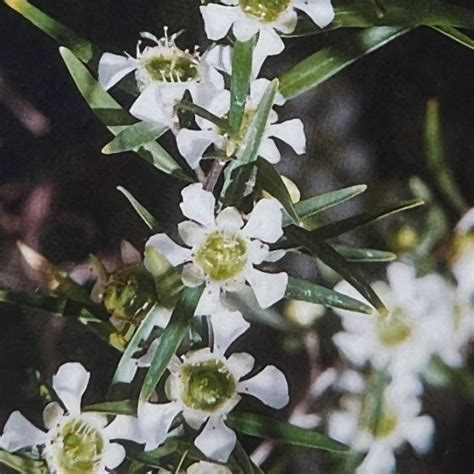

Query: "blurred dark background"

xmin=1 ymin=0 xmax=474 ymax=472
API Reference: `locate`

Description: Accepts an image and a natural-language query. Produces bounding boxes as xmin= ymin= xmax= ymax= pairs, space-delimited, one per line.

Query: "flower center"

xmin=143 ymin=53 xmax=199 ymax=83
xmin=55 ymin=419 xmax=104 ymax=474
xmin=239 ymin=0 xmax=291 ymax=22
xmin=195 ymin=230 xmax=248 ymax=281
xmin=375 ymin=309 xmax=412 ymax=347
xmin=180 ymin=359 xmax=236 ymax=412
xmin=360 ymin=394 xmax=399 ymax=439
xmin=373 ymin=410 xmax=398 ymax=438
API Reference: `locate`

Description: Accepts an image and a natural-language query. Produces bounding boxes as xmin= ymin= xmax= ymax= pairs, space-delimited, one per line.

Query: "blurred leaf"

xmin=282 ymin=184 xmax=367 ymax=227
xmin=279 ymin=27 xmax=410 ymax=99
xmin=59 ymin=47 xmax=188 ymax=180
xmin=221 ymin=79 xmax=279 ymax=207
xmin=117 ymin=186 xmax=160 ymax=232
xmin=0 ymin=450 xmax=47 ymax=474
xmin=110 ymin=305 xmax=160 ymax=388
xmin=102 ymin=122 xmax=167 ymax=155
xmin=4 ymin=0 xmax=96 ymax=64
xmin=257 ymin=158 xmax=299 ymax=225
xmin=431 ymin=26 xmax=474 ymax=50
xmin=233 ymin=442 xmax=262 ymax=474
xmin=307 ymin=199 xmax=424 ymax=238
xmin=229 ymin=38 xmax=254 ymax=132
xmin=139 ymin=286 xmax=203 ymax=402
xmin=424 ymin=99 xmax=467 ymax=214
xmin=331 ymin=244 xmax=396 ymax=262
xmin=285 ymin=276 xmax=372 ymax=314
xmin=227 ymin=412 xmax=351 ymax=453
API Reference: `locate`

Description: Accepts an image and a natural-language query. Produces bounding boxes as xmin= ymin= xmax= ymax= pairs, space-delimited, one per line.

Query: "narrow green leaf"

xmin=139 ymin=286 xmax=203 ymax=402
xmin=279 ymin=27 xmax=410 ymax=100
xmin=431 ymin=26 xmax=474 ymax=50
xmin=331 ymin=244 xmax=396 ymax=263
xmin=285 ymin=276 xmax=372 ymax=314
xmin=221 ymin=79 xmax=279 ymax=207
xmin=84 ymin=399 xmax=136 ymax=415
xmin=0 ymin=450 xmax=47 ymax=473
xmin=308 ymin=199 xmax=424 ymax=239
xmin=227 ymin=412 xmax=351 ymax=453
xmin=257 ymin=158 xmax=299 ymax=225
xmin=310 ymin=242 xmax=387 ymax=315
xmin=58 ymin=47 xmax=187 ymax=180
xmin=117 ymin=186 xmax=160 ymax=232
xmin=282 ymin=184 xmax=367 ymax=227
xmin=233 ymin=442 xmax=262 ymax=474
xmin=111 ymin=306 xmax=161 ymax=387
xmin=4 ymin=0 xmax=96 ymax=64
xmin=103 ymin=122 xmax=167 ymax=155
xmin=229 ymin=38 xmax=254 ymax=132
xmin=178 ymin=101 xmax=230 ymax=131
xmin=424 ymin=99 xmax=467 ymax=214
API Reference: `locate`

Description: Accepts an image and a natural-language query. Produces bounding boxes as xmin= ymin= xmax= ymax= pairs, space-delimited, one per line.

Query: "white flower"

xmin=98 ymin=29 xmax=224 ymax=130
xmin=159 ymin=460 xmax=232 ymax=474
xmin=136 ymin=310 xmax=289 ymax=462
xmin=332 ymin=263 xmax=463 ymax=377
xmin=200 ymin=0 xmax=335 ymax=72
xmin=328 ymin=377 xmax=434 ymax=474
xmin=146 ymin=183 xmax=288 ymax=311
xmin=176 ymin=78 xmax=306 ymax=169
xmin=0 ymin=363 xmax=142 ymax=474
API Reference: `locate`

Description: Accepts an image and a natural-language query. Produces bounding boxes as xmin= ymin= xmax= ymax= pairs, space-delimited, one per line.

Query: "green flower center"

xmin=360 ymin=394 xmax=399 ymax=439
xmin=180 ymin=359 xmax=236 ymax=412
xmin=195 ymin=230 xmax=248 ymax=281
xmin=375 ymin=309 xmax=412 ymax=347
xmin=373 ymin=410 xmax=398 ymax=438
xmin=56 ymin=419 xmax=104 ymax=474
xmin=143 ymin=54 xmax=199 ymax=83
xmin=239 ymin=0 xmax=291 ymax=22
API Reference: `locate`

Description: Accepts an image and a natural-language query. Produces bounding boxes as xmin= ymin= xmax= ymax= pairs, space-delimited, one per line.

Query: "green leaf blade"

xmin=117 ymin=186 xmax=160 ymax=232
xmin=331 ymin=244 xmax=396 ymax=263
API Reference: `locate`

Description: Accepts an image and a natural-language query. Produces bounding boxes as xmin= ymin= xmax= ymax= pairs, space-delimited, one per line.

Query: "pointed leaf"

xmin=139 ymin=286 xmax=203 ymax=402
xmin=103 ymin=122 xmax=167 ymax=155
xmin=285 ymin=276 xmax=372 ymax=314
xmin=58 ymin=47 xmax=188 ymax=180
xmin=331 ymin=244 xmax=396 ymax=263
xmin=84 ymin=399 xmax=136 ymax=416
xmin=431 ymin=26 xmax=474 ymax=50
xmin=279 ymin=27 xmax=410 ymax=100
xmin=227 ymin=412 xmax=351 ymax=453
xmin=117 ymin=186 xmax=160 ymax=232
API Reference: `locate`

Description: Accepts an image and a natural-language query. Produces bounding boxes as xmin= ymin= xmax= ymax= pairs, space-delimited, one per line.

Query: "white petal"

xmin=233 ymin=18 xmax=261 ymax=42
xmin=243 ymin=199 xmax=283 ymax=243
xmin=129 ymin=84 xmax=171 ymax=127
xmin=356 ymin=442 xmax=396 ymax=474
xmin=274 ymin=7 xmax=298 ymax=34
xmin=246 ymin=268 xmax=288 ymax=308
xmin=205 ymin=45 xmax=233 ymax=75
xmin=103 ymin=415 xmax=144 ymax=444
xmin=182 ymin=263 xmax=206 ymax=288
xmin=178 ymin=221 xmax=207 ymax=248
xmin=253 ymin=28 xmax=285 ymax=76
xmin=146 ymin=234 xmax=191 ymax=267
xmin=238 ymin=365 xmax=289 ymax=409
xmin=258 ymin=138 xmax=281 ymax=164
xmin=328 ymin=410 xmax=358 ymax=445
xmin=176 ymin=129 xmax=220 ymax=170
xmin=200 ymin=5 xmax=240 ymax=40
xmin=42 ymin=402 xmax=64 ymax=430
xmin=294 ymin=0 xmax=335 ymax=28
xmin=98 ymin=53 xmax=138 ymax=90
xmin=332 ymin=332 xmax=372 ymax=367
xmin=210 ymin=310 xmax=250 ymax=355
xmin=187 ymin=461 xmax=233 ymax=474
xmin=120 ymin=240 xmax=141 ymax=265
xmin=194 ymin=416 xmax=237 ymax=462
xmin=403 ymin=415 xmax=435 ymax=454
xmin=182 ymin=409 xmax=207 ymax=430
xmin=226 ymin=352 xmax=255 ymax=380
xmin=0 ymin=411 xmax=46 ymax=451
xmin=180 ymin=183 xmax=216 ymax=227
xmin=267 ymin=119 xmax=306 ymax=154
xmin=103 ymin=442 xmax=126 ymax=469
xmin=151 ymin=306 xmax=173 ymax=329
xmin=266 ymin=249 xmax=286 ymax=262
xmin=52 ymin=362 xmax=90 ymax=417
xmin=195 ymin=281 xmax=223 ymax=315
xmin=249 ymin=240 xmax=270 ymax=265
xmin=216 ymin=207 xmax=244 ymax=230
xmin=138 ymin=402 xmax=182 ymax=451
xmin=137 ymin=338 xmax=161 ymax=368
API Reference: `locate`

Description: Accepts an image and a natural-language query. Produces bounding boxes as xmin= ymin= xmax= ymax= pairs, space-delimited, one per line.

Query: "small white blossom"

xmin=0 ymin=363 xmax=142 ymax=474
xmin=332 ymin=263 xmax=467 ymax=378
xmin=328 ymin=377 xmax=434 ymax=474
xmin=200 ymin=0 xmax=334 ymax=72
xmin=176 ymin=78 xmax=306 ymax=169
xmin=136 ymin=310 xmax=289 ymax=462
xmin=146 ymin=183 xmax=288 ymax=312
xmin=98 ymin=29 xmax=224 ymax=130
